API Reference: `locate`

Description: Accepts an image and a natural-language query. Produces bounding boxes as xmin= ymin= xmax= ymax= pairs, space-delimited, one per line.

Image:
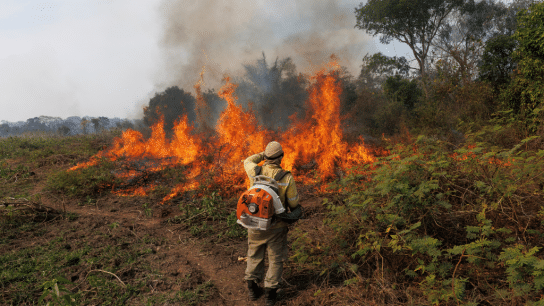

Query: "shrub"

xmin=294 ymin=130 xmax=544 ymax=304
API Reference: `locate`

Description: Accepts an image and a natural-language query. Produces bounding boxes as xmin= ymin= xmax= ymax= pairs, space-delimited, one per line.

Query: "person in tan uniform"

xmin=243 ymin=141 xmax=302 ymax=306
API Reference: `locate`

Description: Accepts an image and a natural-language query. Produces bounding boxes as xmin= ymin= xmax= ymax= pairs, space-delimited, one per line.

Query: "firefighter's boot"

xmin=247 ymin=280 xmax=263 ymax=301
xmin=264 ymin=288 xmax=278 ymax=306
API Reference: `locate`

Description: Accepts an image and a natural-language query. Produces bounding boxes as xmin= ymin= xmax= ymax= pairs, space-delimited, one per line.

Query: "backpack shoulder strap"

xmin=274 ymin=170 xmax=291 ymax=182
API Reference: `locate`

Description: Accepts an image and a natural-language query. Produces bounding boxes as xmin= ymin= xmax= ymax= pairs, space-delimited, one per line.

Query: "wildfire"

xmin=71 ymin=60 xmax=378 ymax=201
xmin=114 ymin=185 xmax=156 ymax=197
xmin=283 ymin=68 xmax=375 ymax=178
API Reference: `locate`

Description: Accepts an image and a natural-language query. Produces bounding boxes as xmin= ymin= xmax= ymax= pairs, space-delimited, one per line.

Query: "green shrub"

xmin=295 ymin=130 xmax=544 ymax=304
xmin=499 ymin=2 xmax=544 ymax=135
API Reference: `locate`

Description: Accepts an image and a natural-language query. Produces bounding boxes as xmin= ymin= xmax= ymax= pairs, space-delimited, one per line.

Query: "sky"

xmin=0 ymin=0 xmax=410 ymax=123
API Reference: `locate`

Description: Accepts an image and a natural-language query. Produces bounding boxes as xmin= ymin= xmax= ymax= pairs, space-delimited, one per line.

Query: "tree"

xmin=91 ymin=118 xmax=100 ymax=133
xmin=143 ymin=86 xmax=196 ymax=135
xmin=478 ymin=34 xmax=517 ymax=91
xmin=500 ymin=1 xmax=544 ymax=133
xmin=0 ymin=123 xmax=10 ymax=136
xmin=357 ymin=52 xmax=411 ymax=91
xmin=236 ymin=54 xmax=307 ymax=130
xmin=383 ymin=75 xmax=423 ymax=110
xmin=355 ymin=0 xmax=464 ymax=82
xmin=432 ymin=0 xmax=507 ymax=82
xmin=57 ymin=125 xmax=71 ymax=136
xmin=80 ymin=119 xmax=89 ymax=135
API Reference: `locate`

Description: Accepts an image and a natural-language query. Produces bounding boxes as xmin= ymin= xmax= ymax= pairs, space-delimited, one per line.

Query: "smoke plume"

xmin=157 ymin=0 xmax=373 ymax=91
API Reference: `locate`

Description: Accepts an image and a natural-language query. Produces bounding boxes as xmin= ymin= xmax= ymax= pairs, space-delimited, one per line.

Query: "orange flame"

xmin=283 ymin=66 xmax=375 ymax=178
xmin=71 ymin=59 xmax=378 ymax=202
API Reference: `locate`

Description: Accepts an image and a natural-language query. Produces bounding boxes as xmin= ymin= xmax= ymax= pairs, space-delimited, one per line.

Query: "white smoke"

xmin=156 ymin=0 xmax=374 ymax=91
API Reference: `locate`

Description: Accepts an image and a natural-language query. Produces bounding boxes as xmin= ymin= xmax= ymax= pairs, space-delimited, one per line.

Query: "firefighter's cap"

xmin=264 ymin=141 xmax=283 ymax=159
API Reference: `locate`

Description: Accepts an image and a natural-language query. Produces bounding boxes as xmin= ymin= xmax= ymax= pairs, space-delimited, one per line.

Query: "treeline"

xmin=0 ymin=116 xmax=142 ymax=138
xmin=352 ymin=0 xmax=543 ymax=145
xmin=144 ymin=0 xmax=543 ymax=148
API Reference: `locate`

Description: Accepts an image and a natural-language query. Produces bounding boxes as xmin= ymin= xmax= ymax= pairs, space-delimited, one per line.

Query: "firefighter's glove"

xmin=276 ymin=205 xmax=303 ymax=224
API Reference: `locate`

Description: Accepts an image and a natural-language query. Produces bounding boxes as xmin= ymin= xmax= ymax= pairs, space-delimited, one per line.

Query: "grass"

xmin=144 ymin=278 xmax=216 ymax=306
xmin=46 ymin=158 xmax=121 ymax=198
xmin=0 ymin=132 xmax=116 ymax=164
xmin=0 ymin=218 xmax=177 ymax=305
xmin=0 ymin=132 xmax=118 ymax=200
xmin=168 ymin=191 xmax=246 ymax=240
xmin=0 ymin=201 xmax=64 ymax=247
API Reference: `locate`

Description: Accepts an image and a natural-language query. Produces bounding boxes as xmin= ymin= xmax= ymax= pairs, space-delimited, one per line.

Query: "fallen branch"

xmin=87 ymin=269 xmax=126 ymax=287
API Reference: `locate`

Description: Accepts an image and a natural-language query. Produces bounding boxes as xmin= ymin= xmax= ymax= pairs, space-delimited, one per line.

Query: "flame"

xmin=114 ymin=185 xmax=156 ymax=197
xmin=282 ymin=67 xmax=375 ymax=178
xmin=71 ymin=59 xmax=379 ymax=202
xmin=216 ymin=76 xmax=270 ymax=173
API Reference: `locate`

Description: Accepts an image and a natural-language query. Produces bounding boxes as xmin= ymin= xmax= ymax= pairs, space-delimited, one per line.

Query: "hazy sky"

xmin=0 ymin=0 xmax=409 ymax=123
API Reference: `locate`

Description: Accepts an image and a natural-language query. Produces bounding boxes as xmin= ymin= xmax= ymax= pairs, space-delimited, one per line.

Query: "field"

xmin=1 ymin=125 xmax=544 ymax=306
xmin=0 ymin=132 xmax=341 ymax=306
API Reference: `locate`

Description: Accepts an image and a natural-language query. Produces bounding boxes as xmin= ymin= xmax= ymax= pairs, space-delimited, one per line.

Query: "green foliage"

xmin=39 ymin=276 xmax=79 ymax=306
xmin=176 ymin=280 xmax=214 ymax=305
xmin=46 ymin=158 xmax=120 ymax=197
xmin=0 ymin=161 xmax=32 ymax=182
xmin=0 ymin=134 xmax=108 ymax=163
xmin=479 ymin=34 xmax=517 ymax=91
xmin=295 ymin=129 xmax=544 ymax=304
xmin=358 ymin=53 xmax=411 ymax=89
xmin=355 ymin=0 xmax=464 ymax=78
xmin=169 ymin=191 xmax=245 ymax=240
xmin=499 ymin=2 xmax=544 ymax=134
xmin=144 ymin=275 xmax=215 ymax=306
xmin=0 ymin=225 xmax=172 ymax=305
xmin=1 ymin=237 xmax=88 ymax=304
xmin=142 ymin=203 xmax=153 ymax=218
xmin=383 ymin=75 xmax=422 ymax=109
xmin=499 ymin=245 xmax=544 ymax=294
xmin=1 ymin=205 xmax=65 ymax=246
xmin=417 ymin=72 xmax=495 ymax=134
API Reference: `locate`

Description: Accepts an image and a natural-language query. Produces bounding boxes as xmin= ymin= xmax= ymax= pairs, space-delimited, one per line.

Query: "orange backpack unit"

xmin=236 ymin=173 xmax=289 ymax=230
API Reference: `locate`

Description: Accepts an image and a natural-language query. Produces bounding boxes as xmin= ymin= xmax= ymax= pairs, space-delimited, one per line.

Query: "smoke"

xmin=156 ymin=0 xmax=373 ymax=91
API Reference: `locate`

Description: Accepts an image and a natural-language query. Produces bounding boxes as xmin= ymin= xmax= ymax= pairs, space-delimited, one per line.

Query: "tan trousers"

xmin=244 ymin=226 xmax=288 ymax=289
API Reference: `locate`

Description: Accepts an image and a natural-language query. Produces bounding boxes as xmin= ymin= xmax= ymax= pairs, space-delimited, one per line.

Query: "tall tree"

xmin=500 ymin=1 xmax=544 ymax=133
xmin=357 ymin=52 xmax=411 ymax=91
xmin=355 ymin=0 xmax=464 ymax=83
xmin=432 ymin=0 xmax=507 ymax=82
xmin=143 ymin=86 xmax=196 ymax=135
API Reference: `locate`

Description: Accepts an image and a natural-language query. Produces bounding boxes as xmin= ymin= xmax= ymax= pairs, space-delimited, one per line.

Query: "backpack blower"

xmin=236 ymin=175 xmax=286 ymax=230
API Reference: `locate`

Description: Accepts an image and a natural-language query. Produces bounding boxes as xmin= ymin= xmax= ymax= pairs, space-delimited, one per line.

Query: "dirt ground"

xmin=5 ymin=173 xmax=328 ymax=306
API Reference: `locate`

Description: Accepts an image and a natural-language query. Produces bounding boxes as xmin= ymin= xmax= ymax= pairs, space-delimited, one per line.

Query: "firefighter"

xmin=243 ymin=141 xmax=303 ymax=306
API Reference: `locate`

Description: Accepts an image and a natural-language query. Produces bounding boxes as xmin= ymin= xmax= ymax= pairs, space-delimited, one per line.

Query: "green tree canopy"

xmin=358 ymin=52 xmax=411 ymax=91
xmin=383 ymin=75 xmax=423 ymax=110
xmin=432 ymin=0 xmax=508 ymax=82
xmin=143 ymin=86 xmax=197 ymax=135
xmin=500 ymin=1 xmax=544 ymax=133
xmin=355 ymin=0 xmax=464 ymax=79
xmin=478 ymin=34 xmax=517 ymax=91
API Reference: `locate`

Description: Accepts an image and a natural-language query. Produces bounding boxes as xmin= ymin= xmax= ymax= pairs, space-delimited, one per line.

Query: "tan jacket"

xmin=243 ymin=152 xmax=300 ymax=228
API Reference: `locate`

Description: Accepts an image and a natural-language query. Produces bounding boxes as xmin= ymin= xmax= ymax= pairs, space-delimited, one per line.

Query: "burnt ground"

xmin=2 ymin=170 xmax=329 ymax=306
